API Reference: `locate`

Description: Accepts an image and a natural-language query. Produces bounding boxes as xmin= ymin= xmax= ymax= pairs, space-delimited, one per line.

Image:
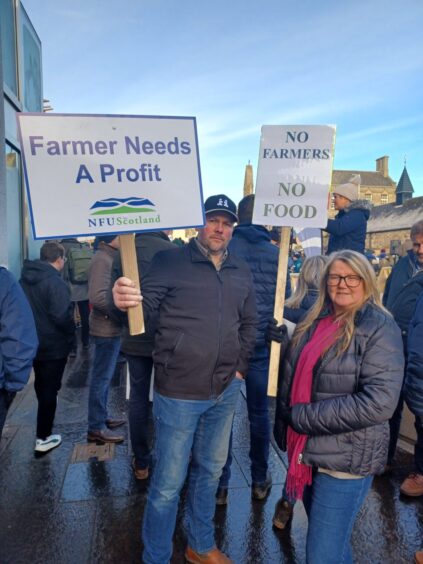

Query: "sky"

xmin=23 ymin=0 xmax=423 ymax=204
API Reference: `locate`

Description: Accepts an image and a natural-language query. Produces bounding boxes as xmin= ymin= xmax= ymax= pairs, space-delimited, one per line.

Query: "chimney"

xmin=376 ymin=156 xmax=389 ymax=178
xmin=243 ymin=162 xmax=254 ymax=196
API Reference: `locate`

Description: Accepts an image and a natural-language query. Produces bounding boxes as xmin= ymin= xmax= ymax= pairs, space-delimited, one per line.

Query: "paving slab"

xmin=0 ymin=349 xmax=422 ymax=563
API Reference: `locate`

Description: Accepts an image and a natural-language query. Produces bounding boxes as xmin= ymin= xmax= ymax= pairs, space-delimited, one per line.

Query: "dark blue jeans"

xmin=220 ymin=364 xmax=269 ymax=486
xmin=88 ymin=336 xmax=121 ymax=431
xmin=142 ymin=378 xmax=241 ymax=564
xmin=126 ymin=354 xmax=153 ymax=470
xmin=303 ymin=472 xmax=373 ymax=564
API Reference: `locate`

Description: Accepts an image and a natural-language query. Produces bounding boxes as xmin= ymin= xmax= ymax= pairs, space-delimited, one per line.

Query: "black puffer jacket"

xmin=274 ymin=303 xmax=404 ymax=476
xmin=20 ymin=260 xmax=75 ymax=360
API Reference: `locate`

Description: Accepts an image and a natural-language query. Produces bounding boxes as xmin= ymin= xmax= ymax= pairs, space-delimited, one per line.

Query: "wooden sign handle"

xmin=267 ymin=226 xmax=291 ymax=397
xmin=119 ymin=233 xmax=145 ymax=336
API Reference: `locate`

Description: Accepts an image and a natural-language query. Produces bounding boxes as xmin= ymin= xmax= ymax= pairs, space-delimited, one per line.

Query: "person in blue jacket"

xmin=403 ymin=293 xmax=423 ymax=497
xmin=0 ymin=267 xmax=38 ymax=440
xmin=323 ymin=174 xmax=372 ymax=255
xmin=216 ymin=194 xmax=291 ymax=505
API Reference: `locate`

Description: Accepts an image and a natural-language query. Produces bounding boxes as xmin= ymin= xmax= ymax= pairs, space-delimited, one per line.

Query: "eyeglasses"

xmin=61 ymin=256 xmax=67 ymax=262
xmin=327 ymin=274 xmax=362 ymax=288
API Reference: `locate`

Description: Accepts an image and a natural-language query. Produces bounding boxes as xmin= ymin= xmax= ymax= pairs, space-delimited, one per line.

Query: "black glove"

xmin=265 ymin=318 xmax=288 ymax=346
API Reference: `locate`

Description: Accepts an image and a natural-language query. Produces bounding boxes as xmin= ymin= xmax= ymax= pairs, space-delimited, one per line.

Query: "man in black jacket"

xmin=21 ymin=242 xmax=75 ymax=454
xmin=113 ymin=195 xmax=257 ymax=564
xmin=112 ymin=230 xmax=175 ymax=479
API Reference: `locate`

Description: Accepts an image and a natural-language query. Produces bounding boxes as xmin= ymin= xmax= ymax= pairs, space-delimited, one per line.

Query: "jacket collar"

xmin=188 ymin=238 xmax=238 ymax=269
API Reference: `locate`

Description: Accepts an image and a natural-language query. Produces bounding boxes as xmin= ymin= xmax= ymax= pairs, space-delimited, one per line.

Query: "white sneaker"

xmin=34 ymin=434 xmax=62 ymax=453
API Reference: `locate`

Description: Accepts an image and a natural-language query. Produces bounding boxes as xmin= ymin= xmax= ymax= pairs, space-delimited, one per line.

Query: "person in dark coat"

xmin=323 ymin=174 xmax=372 ymax=255
xmin=112 ymin=230 xmax=176 ymax=479
xmin=20 ymin=241 xmax=75 ymax=454
xmin=0 ymin=267 xmax=38 ymax=440
xmin=113 ymin=194 xmax=257 ymax=564
xmin=217 ymin=194 xmax=291 ymax=505
xmin=87 ymin=235 xmax=125 ymax=445
xmin=270 ymin=250 xmax=403 ymax=564
xmin=61 ymin=237 xmax=91 ymax=354
xmin=383 ymin=219 xmax=423 ymax=493
xmin=403 ymin=293 xmax=423 ymax=497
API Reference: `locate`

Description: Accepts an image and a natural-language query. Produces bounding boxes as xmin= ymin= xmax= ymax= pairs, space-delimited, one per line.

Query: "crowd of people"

xmin=0 ymin=176 xmax=423 ymax=563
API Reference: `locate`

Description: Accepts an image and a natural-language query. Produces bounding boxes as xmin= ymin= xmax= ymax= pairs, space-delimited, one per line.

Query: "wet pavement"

xmin=1 ymin=344 xmax=422 ymax=564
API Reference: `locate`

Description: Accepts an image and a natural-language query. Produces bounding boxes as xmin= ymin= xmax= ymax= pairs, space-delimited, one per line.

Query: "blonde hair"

xmin=292 ymin=250 xmax=386 ymax=354
xmin=285 ymin=255 xmax=328 ymax=309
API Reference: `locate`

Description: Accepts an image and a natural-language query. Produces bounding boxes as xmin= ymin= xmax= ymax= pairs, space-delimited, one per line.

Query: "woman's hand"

xmin=112 ymin=277 xmax=142 ymax=311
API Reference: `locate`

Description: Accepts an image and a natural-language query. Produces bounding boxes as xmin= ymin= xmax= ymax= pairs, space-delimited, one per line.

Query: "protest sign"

xmin=17 ymin=113 xmax=204 ymax=239
xmin=253 ymin=125 xmax=336 ymax=395
xmin=17 ymin=113 xmax=205 ymax=335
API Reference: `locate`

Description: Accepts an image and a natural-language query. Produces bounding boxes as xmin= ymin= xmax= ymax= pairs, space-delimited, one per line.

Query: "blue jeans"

xmin=126 ymin=354 xmax=153 ymax=469
xmin=303 ymin=472 xmax=373 ymax=564
xmin=88 ymin=336 xmax=121 ymax=431
xmin=220 ymin=364 xmax=269 ymax=487
xmin=142 ymin=378 xmax=242 ymax=564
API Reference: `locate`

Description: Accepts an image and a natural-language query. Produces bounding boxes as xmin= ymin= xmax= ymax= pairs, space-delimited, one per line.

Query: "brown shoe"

xmin=185 ymin=546 xmax=232 ymax=563
xmin=415 ymin=551 xmax=423 ymax=564
xmin=400 ymin=473 xmax=423 ymax=497
xmin=132 ymin=458 xmax=149 ymax=480
xmin=87 ymin=429 xmax=124 ymax=444
xmin=106 ymin=418 xmax=126 ymax=429
xmin=272 ymin=498 xmax=294 ymax=530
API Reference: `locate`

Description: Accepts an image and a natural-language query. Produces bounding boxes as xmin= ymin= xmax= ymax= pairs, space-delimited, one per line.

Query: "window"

xmin=381 ymin=193 xmax=388 ymax=205
xmin=5 ymin=144 xmax=24 ymax=277
xmin=365 ymin=192 xmax=373 ymax=202
xmin=21 ymin=7 xmax=43 ymax=112
xmin=0 ymin=0 xmax=18 ymax=96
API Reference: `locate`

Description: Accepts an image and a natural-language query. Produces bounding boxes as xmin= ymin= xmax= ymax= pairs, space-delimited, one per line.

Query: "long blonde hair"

xmin=292 ymin=250 xmax=386 ymax=354
xmin=285 ymin=255 xmax=328 ymax=309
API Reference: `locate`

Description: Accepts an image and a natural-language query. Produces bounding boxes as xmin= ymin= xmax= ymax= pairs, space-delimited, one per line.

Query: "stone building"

xmin=329 ymin=156 xmax=397 ymax=218
xmin=366 ymin=194 xmax=422 ymax=254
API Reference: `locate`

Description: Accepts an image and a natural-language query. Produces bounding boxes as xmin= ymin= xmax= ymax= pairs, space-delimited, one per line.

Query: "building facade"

xmin=0 ymin=0 xmax=42 ymax=277
xmin=329 ymin=155 xmax=397 ymax=218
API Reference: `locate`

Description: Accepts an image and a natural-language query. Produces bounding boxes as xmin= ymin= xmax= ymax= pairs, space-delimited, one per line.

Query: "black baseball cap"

xmin=204 ymin=194 xmax=238 ymax=222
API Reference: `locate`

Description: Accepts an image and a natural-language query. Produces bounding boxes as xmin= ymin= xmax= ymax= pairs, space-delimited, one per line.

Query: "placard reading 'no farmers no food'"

xmin=17 ymin=113 xmax=205 ymax=239
xmin=253 ymin=125 xmax=336 ymax=228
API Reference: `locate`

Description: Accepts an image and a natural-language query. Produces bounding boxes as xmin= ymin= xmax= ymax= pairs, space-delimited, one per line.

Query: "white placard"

xmin=17 ymin=113 xmax=205 ymax=239
xmin=253 ymin=125 xmax=336 ymax=228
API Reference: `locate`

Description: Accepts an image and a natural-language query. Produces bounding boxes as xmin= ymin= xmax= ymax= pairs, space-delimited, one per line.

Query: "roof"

xmin=396 ymin=166 xmax=414 ymax=195
xmin=332 ymin=170 xmax=396 ymax=188
xmin=367 ymin=195 xmax=423 ymax=232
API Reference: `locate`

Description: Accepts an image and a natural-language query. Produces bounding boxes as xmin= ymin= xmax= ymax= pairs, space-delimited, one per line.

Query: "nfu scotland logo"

xmin=88 ymin=197 xmax=161 ymax=228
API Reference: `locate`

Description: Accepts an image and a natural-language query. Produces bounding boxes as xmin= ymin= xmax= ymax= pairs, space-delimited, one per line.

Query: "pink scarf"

xmin=286 ymin=316 xmax=339 ymax=500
